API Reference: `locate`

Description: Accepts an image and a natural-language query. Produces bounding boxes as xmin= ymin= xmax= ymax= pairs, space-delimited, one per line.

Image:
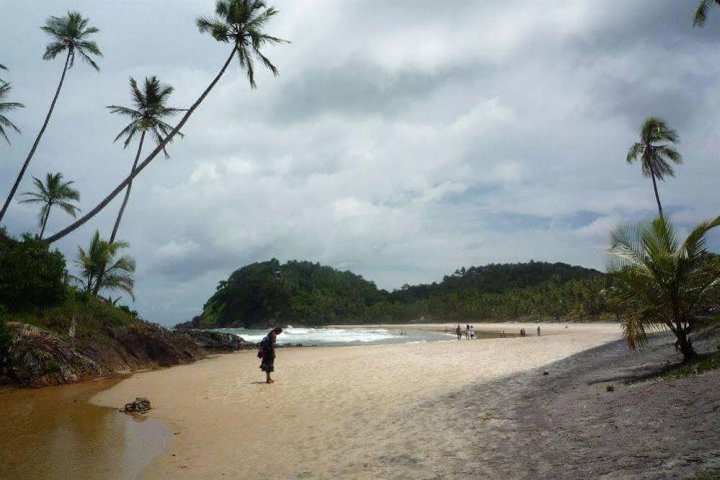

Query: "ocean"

xmin=214 ymin=325 xmax=456 ymax=346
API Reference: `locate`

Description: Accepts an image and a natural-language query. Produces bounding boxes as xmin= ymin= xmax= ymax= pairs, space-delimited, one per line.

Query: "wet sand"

xmin=91 ymin=322 xmax=622 ymax=479
xmin=0 ymin=378 xmax=169 ymax=480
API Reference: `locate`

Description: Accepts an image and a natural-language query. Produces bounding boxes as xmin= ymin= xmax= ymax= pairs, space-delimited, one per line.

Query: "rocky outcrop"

xmin=3 ymin=320 xmax=206 ymax=388
xmin=4 ymin=323 xmax=102 ymax=387
xmin=179 ymin=329 xmax=255 ymax=353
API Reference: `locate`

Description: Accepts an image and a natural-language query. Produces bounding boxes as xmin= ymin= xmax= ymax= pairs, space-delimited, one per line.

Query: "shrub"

xmin=0 ymin=229 xmax=66 ymax=310
xmin=0 ymin=306 xmax=12 ymax=373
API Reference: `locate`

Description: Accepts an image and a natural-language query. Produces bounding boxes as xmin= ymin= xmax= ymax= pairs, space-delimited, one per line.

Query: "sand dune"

xmin=91 ymin=323 xmax=621 ymax=479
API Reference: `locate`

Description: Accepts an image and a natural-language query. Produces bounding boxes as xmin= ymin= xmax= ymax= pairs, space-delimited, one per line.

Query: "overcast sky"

xmin=1 ymin=1 xmax=718 ymax=326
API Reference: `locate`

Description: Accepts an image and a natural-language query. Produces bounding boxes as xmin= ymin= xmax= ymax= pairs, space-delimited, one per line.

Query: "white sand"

xmin=91 ymin=322 xmax=621 ymax=479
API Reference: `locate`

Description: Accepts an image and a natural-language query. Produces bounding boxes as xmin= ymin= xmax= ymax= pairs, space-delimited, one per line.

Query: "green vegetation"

xmin=0 ymin=228 xmax=66 ymax=310
xmin=626 ymin=117 xmax=682 ymax=220
xmin=0 ymin=11 xmax=101 ymax=223
xmin=196 ymin=259 xmax=611 ymax=328
xmin=74 ymin=230 xmax=136 ymax=300
xmin=667 ymin=348 xmax=720 ymax=379
xmin=0 ymin=79 xmax=24 ymax=144
xmin=693 ymin=0 xmax=720 ymax=27
xmin=0 ymin=307 xmax=12 ymax=374
xmin=106 ymin=76 xmax=183 ymax=243
xmin=607 ymin=216 xmax=720 ymax=361
xmin=19 ymin=172 xmax=80 ymax=239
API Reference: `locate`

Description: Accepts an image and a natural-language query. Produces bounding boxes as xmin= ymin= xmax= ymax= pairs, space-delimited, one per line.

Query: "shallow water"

xmin=0 ymin=379 xmax=168 ymax=480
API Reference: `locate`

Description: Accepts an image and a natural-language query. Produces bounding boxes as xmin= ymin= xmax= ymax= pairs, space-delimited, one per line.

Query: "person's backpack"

xmin=257 ymin=335 xmax=270 ymax=358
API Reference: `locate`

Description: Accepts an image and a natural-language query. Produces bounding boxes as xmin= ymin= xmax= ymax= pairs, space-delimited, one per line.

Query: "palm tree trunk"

xmin=109 ymin=131 xmax=145 ymax=245
xmin=45 ymin=46 xmax=237 ymax=244
xmin=675 ymin=330 xmax=696 ymax=361
xmin=650 ymin=171 xmax=664 ymax=219
xmin=92 ymin=132 xmax=146 ymax=295
xmin=38 ymin=206 xmax=51 ymax=240
xmin=0 ymin=51 xmax=71 ymax=223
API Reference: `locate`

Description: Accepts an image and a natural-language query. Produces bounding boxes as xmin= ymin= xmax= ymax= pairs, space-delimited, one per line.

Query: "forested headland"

xmin=181 ymin=259 xmax=614 ymax=329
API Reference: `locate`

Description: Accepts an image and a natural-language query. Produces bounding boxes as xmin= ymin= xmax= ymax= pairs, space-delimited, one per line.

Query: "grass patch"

xmin=666 ymin=347 xmax=720 ymax=380
xmin=3 ymin=289 xmax=137 ymax=338
xmin=686 ymin=467 xmax=720 ymax=480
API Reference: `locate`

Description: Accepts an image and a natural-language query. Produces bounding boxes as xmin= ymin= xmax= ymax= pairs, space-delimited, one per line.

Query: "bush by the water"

xmin=0 ymin=229 xmax=66 ymax=310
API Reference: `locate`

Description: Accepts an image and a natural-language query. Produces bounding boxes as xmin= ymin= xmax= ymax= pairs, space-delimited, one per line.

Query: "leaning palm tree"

xmin=106 ymin=76 xmax=183 ymax=244
xmin=607 ymin=216 xmax=720 ymax=361
xmin=19 ymin=172 xmax=80 ymax=239
xmin=694 ymin=0 xmax=720 ymax=27
xmin=0 ymin=81 xmax=24 ymax=144
xmin=75 ymin=230 xmax=135 ymax=300
xmin=626 ymin=117 xmax=682 ymax=220
xmin=92 ymin=76 xmax=183 ymax=294
xmin=45 ymin=0 xmax=287 ymax=244
xmin=0 ymin=11 xmax=101 ymax=223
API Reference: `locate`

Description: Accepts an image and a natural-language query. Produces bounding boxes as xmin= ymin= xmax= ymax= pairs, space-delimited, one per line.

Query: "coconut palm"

xmin=45 ymin=0 xmax=287 ymax=244
xmin=106 ymin=76 xmax=184 ymax=244
xmin=75 ymin=230 xmax=135 ymax=300
xmin=626 ymin=117 xmax=682 ymax=220
xmin=694 ymin=0 xmax=720 ymax=27
xmin=0 ymin=11 xmax=101 ymax=223
xmin=0 ymin=63 xmax=7 ymax=84
xmin=0 ymin=81 xmax=24 ymax=144
xmin=607 ymin=216 xmax=720 ymax=361
xmin=19 ymin=172 xmax=80 ymax=239
xmin=92 ymin=77 xmax=183 ymax=295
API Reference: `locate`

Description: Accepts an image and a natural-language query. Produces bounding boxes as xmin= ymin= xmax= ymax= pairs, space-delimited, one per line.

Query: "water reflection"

xmin=0 ymin=379 xmax=168 ymax=480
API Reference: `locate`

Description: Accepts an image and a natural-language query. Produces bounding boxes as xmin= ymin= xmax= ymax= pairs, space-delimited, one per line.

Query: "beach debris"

xmin=606 ymin=384 xmax=615 ymax=392
xmin=123 ymin=397 xmax=151 ymax=413
xmin=543 ymin=371 xmax=549 ymax=376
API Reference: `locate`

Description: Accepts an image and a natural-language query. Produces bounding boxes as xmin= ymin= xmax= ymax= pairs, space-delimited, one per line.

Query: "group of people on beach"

xmin=455 ymin=324 xmax=475 ymax=340
xmin=519 ymin=326 xmax=541 ymax=337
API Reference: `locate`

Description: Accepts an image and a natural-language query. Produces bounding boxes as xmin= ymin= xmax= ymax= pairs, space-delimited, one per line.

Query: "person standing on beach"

xmin=537 ymin=326 xmax=541 ymax=336
xmin=259 ymin=327 xmax=283 ymax=383
xmin=469 ymin=325 xmax=475 ymax=339
xmin=456 ymin=324 xmax=462 ymax=340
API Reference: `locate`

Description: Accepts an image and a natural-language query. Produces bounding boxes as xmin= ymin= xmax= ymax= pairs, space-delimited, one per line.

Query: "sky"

xmin=1 ymin=1 xmax=718 ymax=326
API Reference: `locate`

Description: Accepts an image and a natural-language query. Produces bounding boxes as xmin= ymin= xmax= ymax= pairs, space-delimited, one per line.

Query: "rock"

xmin=3 ymin=321 xmax=206 ymax=388
xmin=124 ymin=396 xmax=151 ymax=413
xmin=179 ymin=329 xmax=254 ymax=353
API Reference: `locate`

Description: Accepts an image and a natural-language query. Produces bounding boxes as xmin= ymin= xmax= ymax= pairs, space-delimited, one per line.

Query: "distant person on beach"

xmin=456 ymin=324 xmax=462 ymax=340
xmin=537 ymin=326 xmax=541 ymax=336
xmin=465 ymin=324 xmax=470 ymax=339
xmin=469 ymin=325 xmax=475 ymax=339
xmin=259 ymin=327 xmax=283 ymax=383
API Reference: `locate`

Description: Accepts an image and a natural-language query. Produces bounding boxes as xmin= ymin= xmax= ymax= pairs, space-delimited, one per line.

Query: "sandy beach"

xmin=91 ymin=323 xmax=624 ymax=479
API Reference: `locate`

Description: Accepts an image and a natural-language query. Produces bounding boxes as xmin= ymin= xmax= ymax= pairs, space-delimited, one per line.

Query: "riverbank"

xmin=92 ymin=322 xmax=629 ymax=479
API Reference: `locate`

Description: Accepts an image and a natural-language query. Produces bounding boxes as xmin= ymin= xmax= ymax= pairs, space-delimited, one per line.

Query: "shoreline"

xmin=91 ymin=322 xmax=622 ymax=479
